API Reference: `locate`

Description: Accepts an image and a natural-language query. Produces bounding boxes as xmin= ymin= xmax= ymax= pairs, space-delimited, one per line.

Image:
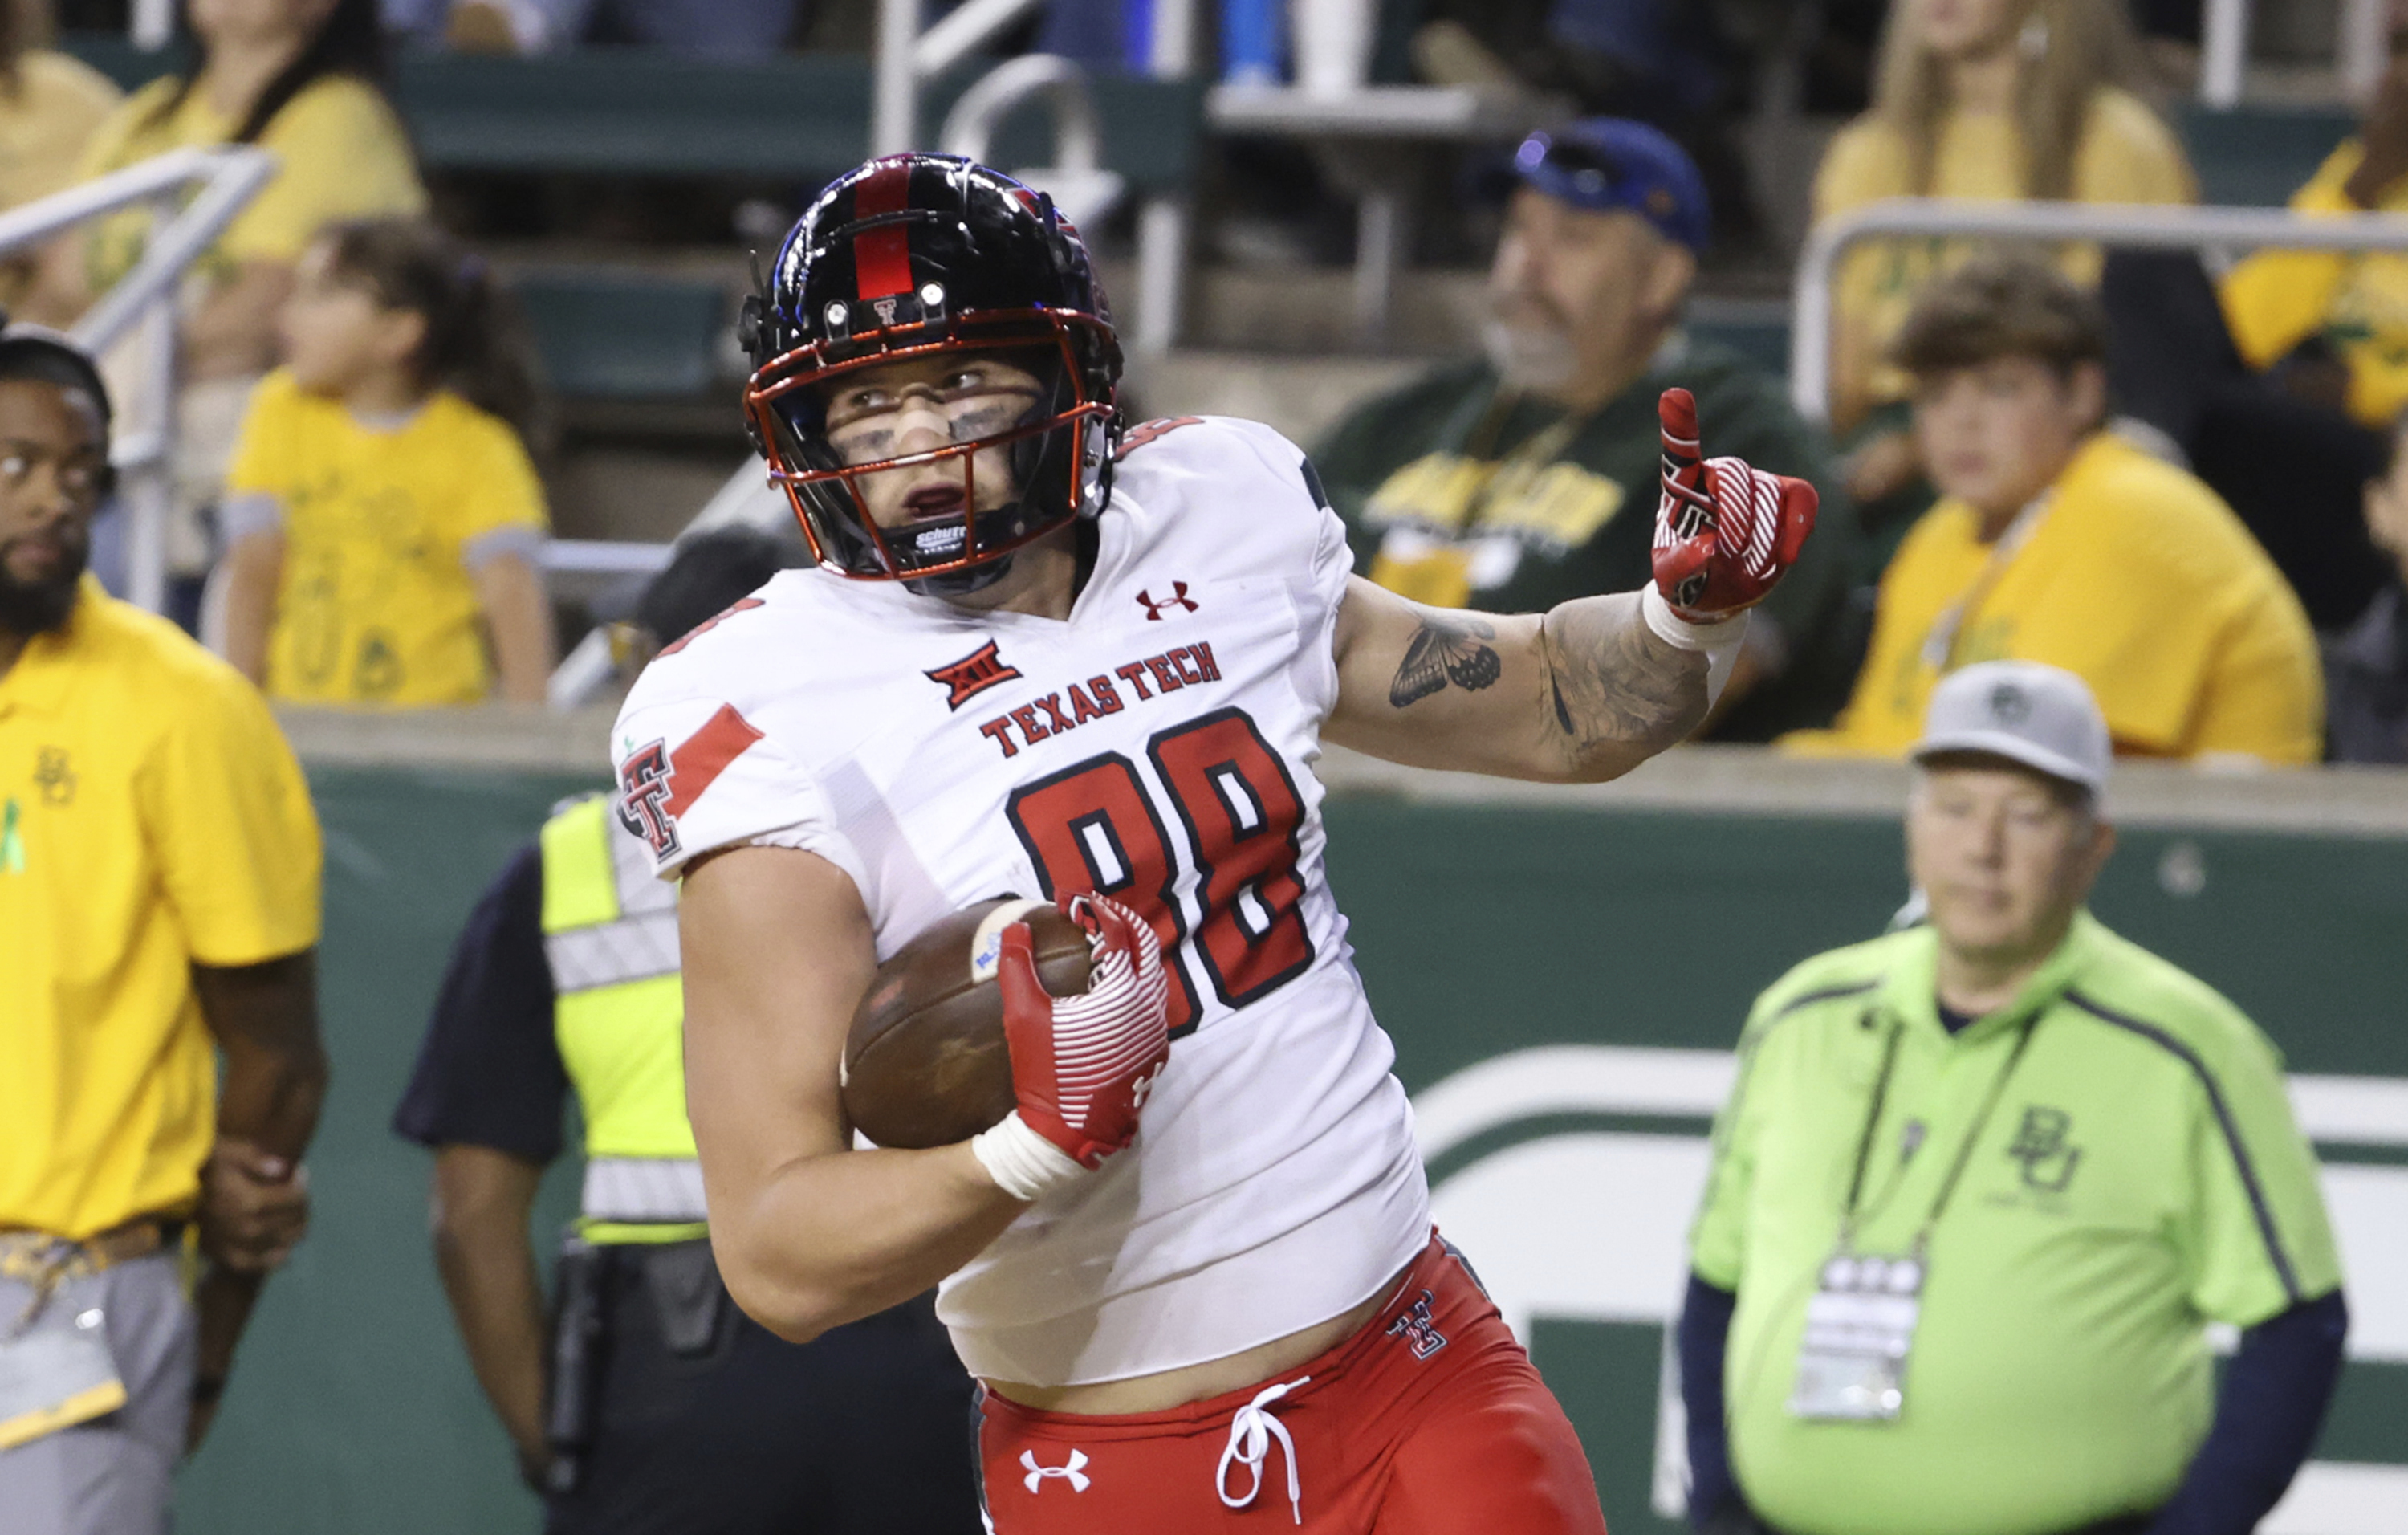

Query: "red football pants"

xmin=974 ymin=1233 xmax=1609 ymax=1533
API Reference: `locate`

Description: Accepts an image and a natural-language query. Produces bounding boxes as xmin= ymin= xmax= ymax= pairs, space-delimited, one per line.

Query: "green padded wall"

xmin=170 ymin=768 xmax=2408 ymax=1534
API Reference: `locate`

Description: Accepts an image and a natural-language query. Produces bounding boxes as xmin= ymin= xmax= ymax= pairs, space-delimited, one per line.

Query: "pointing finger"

xmin=1658 ymin=387 xmax=1702 ymax=491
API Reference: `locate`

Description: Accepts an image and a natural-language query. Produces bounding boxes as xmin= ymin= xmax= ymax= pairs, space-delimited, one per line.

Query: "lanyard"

xmin=1837 ymin=1012 xmax=2042 ymax=1251
xmin=1919 ymin=491 xmax=2052 ymax=672
xmin=1445 ymin=392 xmax=1600 ymax=538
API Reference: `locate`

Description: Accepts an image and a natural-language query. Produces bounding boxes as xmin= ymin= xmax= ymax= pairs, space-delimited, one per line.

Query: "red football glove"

xmin=1652 ymin=387 xmax=1819 ymax=622
xmin=995 ymin=893 xmax=1172 ymax=1171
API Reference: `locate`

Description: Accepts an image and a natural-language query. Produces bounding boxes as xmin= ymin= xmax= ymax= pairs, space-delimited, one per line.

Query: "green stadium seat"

xmin=57 ymin=36 xmax=1206 ymax=397
xmin=1688 ymin=302 xmax=1791 ymax=377
xmin=2179 ymin=103 xmax=2357 ymax=208
xmin=507 ymin=268 xmax=729 ymax=400
xmin=60 ymin=38 xmax=1205 ymax=197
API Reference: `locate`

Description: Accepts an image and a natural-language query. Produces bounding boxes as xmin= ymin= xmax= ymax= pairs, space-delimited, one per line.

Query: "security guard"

xmin=0 ymin=319 xmax=326 ymax=1533
xmin=393 ymin=529 xmax=979 ymax=1535
xmin=1678 ymin=662 xmax=2349 ymax=1535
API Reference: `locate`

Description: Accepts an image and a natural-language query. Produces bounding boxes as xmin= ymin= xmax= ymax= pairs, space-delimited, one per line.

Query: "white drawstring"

xmin=1217 ymin=1376 xmax=1309 ymax=1525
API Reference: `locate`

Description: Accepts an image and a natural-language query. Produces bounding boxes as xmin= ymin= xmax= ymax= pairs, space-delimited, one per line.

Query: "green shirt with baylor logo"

xmin=1690 ymin=911 xmax=2341 ymax=1535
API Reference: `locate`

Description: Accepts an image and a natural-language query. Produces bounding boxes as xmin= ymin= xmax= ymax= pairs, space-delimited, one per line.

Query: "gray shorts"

xmin=0 ymin=1252 xmax=194 ymax=1535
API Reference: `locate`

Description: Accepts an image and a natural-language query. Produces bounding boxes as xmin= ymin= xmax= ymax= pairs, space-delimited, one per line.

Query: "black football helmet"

xmin=741 ymin=155 xmax=1123 ymax=590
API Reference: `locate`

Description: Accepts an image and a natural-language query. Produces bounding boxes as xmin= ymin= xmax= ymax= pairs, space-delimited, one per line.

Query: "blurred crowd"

xmin=1323 ymin=0 xmax=2408 ymax=769
xmin=2 ymin=0 xmax=2407 ymax=752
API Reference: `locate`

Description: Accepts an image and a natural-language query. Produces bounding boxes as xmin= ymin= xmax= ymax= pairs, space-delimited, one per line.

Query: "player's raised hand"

xmin=976 ymin=894 xmax=1172 ymax=1199
xmin=1652 ymin=387 xmax=1818 ymax=623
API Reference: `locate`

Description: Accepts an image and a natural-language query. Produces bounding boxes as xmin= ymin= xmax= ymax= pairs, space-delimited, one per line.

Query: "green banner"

xmin=169 ymin=769 xmax=2408 ymax=1534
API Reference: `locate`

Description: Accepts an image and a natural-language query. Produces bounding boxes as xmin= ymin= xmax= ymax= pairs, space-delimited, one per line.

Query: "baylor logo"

xmin=2006 ymin=1105 xmax=2083 ymax=1192
xmin=35 ymin=747 xmax=74 ymax=805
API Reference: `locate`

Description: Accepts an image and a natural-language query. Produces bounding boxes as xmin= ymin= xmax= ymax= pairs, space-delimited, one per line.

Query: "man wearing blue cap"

xmin=1316 ymin=120 xmax=1858 ymax=739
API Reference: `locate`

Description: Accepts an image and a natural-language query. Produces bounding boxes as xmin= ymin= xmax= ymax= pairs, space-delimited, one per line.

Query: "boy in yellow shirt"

xmin=1789 ymin=258 xmax=2322 ymax=764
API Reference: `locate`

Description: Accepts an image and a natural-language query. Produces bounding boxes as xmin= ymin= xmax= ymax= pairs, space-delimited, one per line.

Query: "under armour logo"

xmin=1988 ymin=682 xmax=2031 ymax=726
xmin=1137 ymin=582 xmax=1197 ymax=620
xmin=1129 ymin=1071 xmax=1157 ymax=1112
xmin=1385 ymin=1289 xmax=1447 ymax=1360
xmin=1021 ymin=1448 xmax=1091 ymax=1494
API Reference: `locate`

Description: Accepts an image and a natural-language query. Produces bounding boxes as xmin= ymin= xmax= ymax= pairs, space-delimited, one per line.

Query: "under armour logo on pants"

xmin=1022 ymin=1448 xmax=1092 ymax=1493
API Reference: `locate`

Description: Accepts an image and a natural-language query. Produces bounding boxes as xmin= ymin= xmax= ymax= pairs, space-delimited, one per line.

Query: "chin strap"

xmin=903 ymin=552 xmax=1016 ymax=598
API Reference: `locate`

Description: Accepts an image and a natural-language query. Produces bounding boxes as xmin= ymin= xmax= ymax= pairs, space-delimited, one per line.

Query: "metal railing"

xmin=543 ymin=466 xmax=791 ymax=710
xmin=872 ymin=0 xmax=1198 ymax=353
xmin=0 ymin=147 xmax=279 ymax=613
xmin=1790 ymin=197 xmax=2408 ymax=425
xmin=939 ymin=54 xmax=1129 ymax=230
xmin=2201 ymin=0 xmax=2389 ymax=106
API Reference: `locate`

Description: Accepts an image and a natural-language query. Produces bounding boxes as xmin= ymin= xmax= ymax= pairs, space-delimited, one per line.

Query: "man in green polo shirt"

xmin=1678 ymin=660 xmax=2349 ymax=1535
xmin=1313 ymin=119 xmax=1861 ymax=739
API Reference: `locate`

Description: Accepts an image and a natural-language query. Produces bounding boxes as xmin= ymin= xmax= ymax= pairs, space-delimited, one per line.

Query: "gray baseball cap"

xmin=1909 ymin=661 xmax=2110 ymax=794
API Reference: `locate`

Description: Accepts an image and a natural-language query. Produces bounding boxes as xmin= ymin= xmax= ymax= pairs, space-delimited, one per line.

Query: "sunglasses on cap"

xmin=1515 ymin=133 xmax=1627 ymax=199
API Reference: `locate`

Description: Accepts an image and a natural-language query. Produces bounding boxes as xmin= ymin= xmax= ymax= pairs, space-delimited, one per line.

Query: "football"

xmin=840 ymin=897 xmax=1094 ymax=1149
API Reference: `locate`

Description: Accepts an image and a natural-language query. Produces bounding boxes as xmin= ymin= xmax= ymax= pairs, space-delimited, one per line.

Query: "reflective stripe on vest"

xmin=538 ymin=796 xmax=704 ymax=1233
xmin=581 ymin=1157 xmax=710 ymax=1224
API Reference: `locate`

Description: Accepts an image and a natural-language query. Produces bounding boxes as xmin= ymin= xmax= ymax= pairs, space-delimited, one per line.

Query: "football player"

xmin=613 ymin=154 xmax=1816 ymax=1535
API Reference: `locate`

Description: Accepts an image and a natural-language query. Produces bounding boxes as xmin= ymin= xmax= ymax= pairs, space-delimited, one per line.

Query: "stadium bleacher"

xmin=52 ymin=38 xmax=2359 ymax=429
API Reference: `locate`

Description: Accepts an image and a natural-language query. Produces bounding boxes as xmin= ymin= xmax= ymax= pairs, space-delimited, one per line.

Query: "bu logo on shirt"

xmin=1385 ymin=1289 xmax=1447 ymax=1359
xmin=2007 ymin=1105 xmax=2082 ymax=1192
xmin=1021 ymin=1448 xmax=1091 ymax=1493
xmin=34 ymin=747 xmax=73 ymax=806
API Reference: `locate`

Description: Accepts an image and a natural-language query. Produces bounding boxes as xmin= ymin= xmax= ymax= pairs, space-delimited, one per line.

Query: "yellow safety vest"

xmin=538 ymin=796 xmax=706 ymax=1245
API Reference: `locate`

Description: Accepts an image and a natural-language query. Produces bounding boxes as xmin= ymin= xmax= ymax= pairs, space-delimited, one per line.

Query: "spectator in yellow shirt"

xmin=23 ymin=0 xmax=425 ymax=627
xmin=0 ymin=8 xmax=120 ymax=307
xmin=0 ymin=318 xmax=325 ymax=1532
xmin=1814 ymin=0 xmax=2192 ymax=521
xmin=2101 ymin=41 xmax=2408 ymax=631
xmin=220 ymin=219 xmax=554 ymax=707
xmin=1788 ymin=258 xmax=2322 ymax=765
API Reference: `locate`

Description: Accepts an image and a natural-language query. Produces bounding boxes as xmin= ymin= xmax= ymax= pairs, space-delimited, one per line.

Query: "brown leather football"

xmin=840 ymin=898 xmax=1093 ymax=1150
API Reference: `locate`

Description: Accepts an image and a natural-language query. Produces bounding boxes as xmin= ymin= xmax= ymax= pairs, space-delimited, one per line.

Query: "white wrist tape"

xmin=970 ymin=1111 xmax=1089 ymax=1203
xmin=1641 ymin=586 xmax=1751 ymax=707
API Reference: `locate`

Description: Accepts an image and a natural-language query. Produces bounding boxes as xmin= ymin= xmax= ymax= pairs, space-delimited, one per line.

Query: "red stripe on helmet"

xmin=851 ymin=159 xmax=914 ymax=302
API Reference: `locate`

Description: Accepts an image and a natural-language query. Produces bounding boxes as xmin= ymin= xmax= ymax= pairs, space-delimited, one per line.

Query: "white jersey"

xmin=611 ymin=416 xmax=1430 ymax=1386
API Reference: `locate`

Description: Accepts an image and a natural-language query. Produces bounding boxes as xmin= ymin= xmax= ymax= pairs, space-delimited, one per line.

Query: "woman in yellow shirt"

xmin=2098 ymin=55 xmax=2408 ymax=633
xmin=1813 ymin=0 xmax=2193 ymax=507
xmin=24 ymin=0 xmax=426 ymax=621
xmin=219 ymin=219 xmax=555 ymax=708
xmin=0 ymin=10 xmax=121 ymax=305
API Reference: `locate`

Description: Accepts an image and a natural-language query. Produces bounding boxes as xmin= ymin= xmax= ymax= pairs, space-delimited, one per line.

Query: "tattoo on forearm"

xmin=1389 ymin=613 xmax=1502 ymax=707
xmin=1540 ymin=599 xmax=1706 ymax=752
